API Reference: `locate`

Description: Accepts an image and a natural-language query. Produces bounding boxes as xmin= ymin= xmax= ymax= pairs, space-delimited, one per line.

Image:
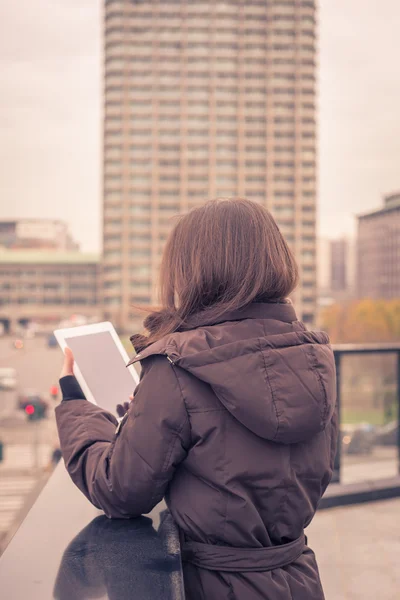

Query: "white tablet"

xmin=54 ymin=321 xmax=139 ymax=414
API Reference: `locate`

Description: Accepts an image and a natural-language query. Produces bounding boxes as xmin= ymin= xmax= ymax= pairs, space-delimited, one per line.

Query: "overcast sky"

xmin=1 ymin=1 xmax=399 ymax=252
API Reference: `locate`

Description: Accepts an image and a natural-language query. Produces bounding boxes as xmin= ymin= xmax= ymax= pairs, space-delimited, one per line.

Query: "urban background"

xmin=0 ymin=1 xmax=399 ymax=597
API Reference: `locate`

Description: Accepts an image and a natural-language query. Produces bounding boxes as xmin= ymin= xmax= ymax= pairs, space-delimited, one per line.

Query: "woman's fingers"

xmin=116 ymin=400 xmax=132 ymax=418
xmin=60 ymin=347 xmax=75 ymax=379
xmin=116 ymin=404 xmax=125 ymax=418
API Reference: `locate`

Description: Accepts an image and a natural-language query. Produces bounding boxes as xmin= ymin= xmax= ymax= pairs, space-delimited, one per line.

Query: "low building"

xmin=0 ymin=219 xmax=79 ymax=252
xmin=357 ymin=193 xmax=400 ymax=299
xmin=0 ymin=250 xmax=100 ymax=332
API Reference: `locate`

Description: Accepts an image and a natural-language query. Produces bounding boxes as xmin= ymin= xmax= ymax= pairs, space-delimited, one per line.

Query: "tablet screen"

xmin=65 ymin=331 xmax=137 ymax=414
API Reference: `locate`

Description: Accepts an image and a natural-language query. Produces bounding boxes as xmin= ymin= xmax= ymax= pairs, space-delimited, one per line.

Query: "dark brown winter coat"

xmin=56 ymin=302 xmax=338 ymax=600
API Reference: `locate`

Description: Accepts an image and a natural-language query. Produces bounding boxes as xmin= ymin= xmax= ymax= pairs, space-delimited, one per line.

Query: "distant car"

xmin=47 ymin=333 xmax=58 ymax=348
xmin=17 ymin=390 xmax=49 ymax=417
xmin=0 ymin=367 xmax=17 ymax=390
xmin=374 ymin=421 xmax=398 ymax=446
xmin=341 ymin=423 xmax=376 ymax=455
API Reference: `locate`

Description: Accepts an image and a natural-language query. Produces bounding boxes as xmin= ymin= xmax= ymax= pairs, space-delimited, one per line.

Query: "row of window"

xmin=107 ymin=45 xmax=315 ymax=63
xmin=104 ymin=210 xmax=315 ymax=229
xmin=0 ymin=270 xmax=97 ymax=278
xmin=0 ymin=297 xmax=97 ymax=305
xmin=106 ymin=11 xmax=314 ymax=24
xmin=106 ymin=66 xmax=315 ymax=79
xmin=105 ymin=134 xmax=313 ymax=159
xmin=107 ymin=119 xmax=315 ymax=133
xmin=106 ymin=88 xmax=315 ymax=98
xmin=106 ymin=1 xmax=314 ymax=6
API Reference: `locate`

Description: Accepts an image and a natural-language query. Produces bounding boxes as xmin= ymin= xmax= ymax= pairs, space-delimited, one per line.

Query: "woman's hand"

xmin=116 ymin=394 xmax=134 ymax=418
xmin=60 ymin=347 xmax=75 ymax=379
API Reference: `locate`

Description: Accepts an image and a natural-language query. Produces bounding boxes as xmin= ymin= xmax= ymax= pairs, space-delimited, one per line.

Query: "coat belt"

xmin=181 ymin=533 xmax=306 ymax=573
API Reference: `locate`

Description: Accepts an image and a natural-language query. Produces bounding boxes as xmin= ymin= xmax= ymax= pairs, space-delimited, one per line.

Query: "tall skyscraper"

xmin=357 ymin=192 xmax=400 ymax=299
xmin=103 ymin=0 xmax=317 ymax=331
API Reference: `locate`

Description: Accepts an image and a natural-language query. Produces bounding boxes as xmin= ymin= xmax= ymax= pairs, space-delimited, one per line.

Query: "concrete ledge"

xmin=319 ymin=476 xmax=400 ymax=510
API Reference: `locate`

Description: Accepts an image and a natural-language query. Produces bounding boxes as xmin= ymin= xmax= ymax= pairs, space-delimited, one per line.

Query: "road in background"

xmin=0 ymin=335 xmax=62 ymax=552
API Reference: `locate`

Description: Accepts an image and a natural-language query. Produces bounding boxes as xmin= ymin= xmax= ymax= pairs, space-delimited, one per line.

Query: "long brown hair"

xmin=131 ymin=198 xmax=298 ymax=351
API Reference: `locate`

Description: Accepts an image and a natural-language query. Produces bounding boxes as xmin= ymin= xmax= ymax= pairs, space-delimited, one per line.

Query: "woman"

xmin=57 ymin=199 xmax=338 ymax=600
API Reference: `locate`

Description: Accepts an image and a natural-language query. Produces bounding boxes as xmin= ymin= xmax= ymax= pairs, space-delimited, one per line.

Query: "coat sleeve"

xmin=55 ymin=356 xmax=190 ymax=518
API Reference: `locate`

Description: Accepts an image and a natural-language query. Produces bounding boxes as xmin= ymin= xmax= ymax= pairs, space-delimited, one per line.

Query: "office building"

xmin=103 ymin=0 xmax=318 ymax=331
xmin=317 ymin=236 xmax=355 ymax=307
xmin=357 ymin=192 xmax=400 ymax=299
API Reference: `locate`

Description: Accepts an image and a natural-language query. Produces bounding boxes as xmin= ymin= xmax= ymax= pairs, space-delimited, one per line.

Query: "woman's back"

xmin=128 ymin=301 xmax=338 ymax=599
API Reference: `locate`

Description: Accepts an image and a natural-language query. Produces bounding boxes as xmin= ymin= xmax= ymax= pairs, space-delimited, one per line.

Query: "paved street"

xmin=309 ymin=498 xmax=400 ymax=600
xmin=0 ymin=336 xmax=63 ymax=415
xmin=0 ymin=335 xmax=62 ymax=551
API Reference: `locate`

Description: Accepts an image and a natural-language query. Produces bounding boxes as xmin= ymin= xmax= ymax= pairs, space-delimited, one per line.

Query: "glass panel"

xmin=340 ymin=352 xmax=399 ymax=485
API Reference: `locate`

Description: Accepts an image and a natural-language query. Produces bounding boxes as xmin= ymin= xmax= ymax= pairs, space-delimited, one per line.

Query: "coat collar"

xmin=127 ymin=301 xmax=298 ymax=366
xmin=178 ymin=300 xmax=297 ymax=330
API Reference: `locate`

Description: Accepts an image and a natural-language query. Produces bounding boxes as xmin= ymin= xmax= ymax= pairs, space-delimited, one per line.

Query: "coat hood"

xmin=129 ymin=305 xmax=337 ymax=445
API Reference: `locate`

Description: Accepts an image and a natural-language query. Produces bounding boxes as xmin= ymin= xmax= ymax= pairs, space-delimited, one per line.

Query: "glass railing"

xmin=332 ymin=344 xmax=400 ymax=486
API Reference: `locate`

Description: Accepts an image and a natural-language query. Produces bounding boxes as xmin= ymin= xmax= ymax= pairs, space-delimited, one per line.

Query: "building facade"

xmin=0 ymin=220 xmax=80 ymax=252
xmin=103 ymin=0 xmax=318 ymax=331
xmin=357 ymin=193 xmax=400 ymax=299
xmin=317 ymin=236 xmax=356 ymax=316
xmin=0 ymin=250 xmax=100 ymax=331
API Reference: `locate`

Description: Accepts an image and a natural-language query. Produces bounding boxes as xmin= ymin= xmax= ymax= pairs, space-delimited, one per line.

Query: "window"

xmin=217 ymin=175 xmax=236 ymax=184
xmin=217 ymin=129 xmax=237 ymax=138
xmin=131 ymin=296 xmax=151 ymax=304
xmin=273 ymin=29 xmax=295 ymax=37
xmin=245 ymin=131 xmax=265 ymax=138
xmin=302 ymin=313 xmax=314 ymax=324
xmin=275 ymin=143 xmax=296 ymax=152
xmin=189 ymin=159 xmax=208 ymax=167
xmin=246 ymin=160 xmax=265 ymax=168
xmin=302 ymin=250 xmax=315 ymax=258
xmin=246 ymin=116 xmax=266 ymax=124
xmin=188 ymin=129 xmax=209 ymax=137
xmin=216 ymin=42 xmax=238 ymax=50
xmin=246 ymin=145 xmax=266 ymax=153
xmin=244 ymin=43 xmax=267 ymax=51
xmin=217 ymin=159 xmax=237 ymax=167
xmin=188 ymin=189 xmax=207 ymax=197
xmin=160 ymin=174 xmax=180 ymax=182
xmin=159 ymin=204 xmax=180 ymax=212
xmin=131 ymin=174 xmax=151 ymax=184
xmin=273 ymin=88 xmax=295 ymax=96
xmin=273 ymin=205 xmax=294 ymax=219
xmin=131 ymin=249 xmax=151 ymax=257
xmin=274 ymin=175 xmax=294 ymax=182
xmin=245 ymin=101 xmax=265 ymax=109
xmin=274 ymin=131 xmax=295 ymax=139
xmin=160 ymin=189 xmax=179 ymax=196
xmin=130 ymin=204 xmax=151 ymax=215
xmin=246 ymin=175 xmax=265 ymax=183
xmin=274 ymin=160 xmax=294 ymax=168
xmin=273 ymin=57 xmax=295 ymax=65
xmin=104 ymin=297 xmax=122 ymax=306
xmin=274 ymin=190 xmax=294 ymax=198
xmin=159 ymin=159 xmax=180 ymax=167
